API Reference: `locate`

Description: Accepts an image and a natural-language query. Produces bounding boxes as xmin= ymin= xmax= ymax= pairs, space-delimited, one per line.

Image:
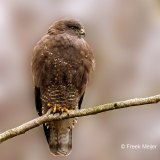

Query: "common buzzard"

xmin=32 ymin=18 xmax=95 ymax=156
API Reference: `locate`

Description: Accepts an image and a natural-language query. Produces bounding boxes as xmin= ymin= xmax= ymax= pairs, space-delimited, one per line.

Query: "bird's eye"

xmin=70 ymin=26 xmax=78 ymax=30
xmin=70 ymin=27 xmax=75 ymax=29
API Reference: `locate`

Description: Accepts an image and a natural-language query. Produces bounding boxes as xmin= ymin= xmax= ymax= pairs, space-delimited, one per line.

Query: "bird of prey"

xmin=32 ymin=18 xmax=95 ymax=156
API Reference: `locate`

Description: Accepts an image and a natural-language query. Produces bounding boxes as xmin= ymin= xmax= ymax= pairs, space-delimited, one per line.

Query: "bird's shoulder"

xmin=34 ymin=33 xmax=91 ymax=53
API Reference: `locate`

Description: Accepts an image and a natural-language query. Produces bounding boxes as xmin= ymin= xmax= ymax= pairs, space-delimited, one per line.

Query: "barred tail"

xmin=43 ymin=119 xmax=75 ymax=156
xmin=49 ymin=127 xmax=72 ymax=156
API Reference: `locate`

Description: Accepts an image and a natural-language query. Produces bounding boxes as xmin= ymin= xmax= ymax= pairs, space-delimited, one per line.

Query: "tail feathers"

xmin=49 ymin=128 xmax=72 ymax=156
xmin=43 ymin=118 xmax=77 ymax=156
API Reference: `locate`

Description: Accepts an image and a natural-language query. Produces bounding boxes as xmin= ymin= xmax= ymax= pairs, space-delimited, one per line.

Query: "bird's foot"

xmin=47 ymin=103 xmax=71 ymax=115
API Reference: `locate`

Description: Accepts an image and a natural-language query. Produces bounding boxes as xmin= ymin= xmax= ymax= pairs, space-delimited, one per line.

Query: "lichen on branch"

xmin=0 ymin=94 xmax=160 ymax=143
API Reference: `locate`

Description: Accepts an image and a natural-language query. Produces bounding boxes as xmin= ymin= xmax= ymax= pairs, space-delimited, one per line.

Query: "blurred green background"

xmin=0 ymin=0 xmax=160 ymax=159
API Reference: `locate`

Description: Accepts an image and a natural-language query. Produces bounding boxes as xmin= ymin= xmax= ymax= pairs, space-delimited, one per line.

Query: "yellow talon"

xmin=62 ymin=108 xmax=71 ymax=114
xmin=47 ymin=103 xmax=71 ymax=115
xmin=53 ymin=105 xmax=57 ymax=113
xmin=47 ymin=103 xmax=52 ymax=107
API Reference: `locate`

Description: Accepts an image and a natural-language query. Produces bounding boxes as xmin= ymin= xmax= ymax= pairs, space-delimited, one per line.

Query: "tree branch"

xmin=0 ymin=94 xmax=160 ymax=143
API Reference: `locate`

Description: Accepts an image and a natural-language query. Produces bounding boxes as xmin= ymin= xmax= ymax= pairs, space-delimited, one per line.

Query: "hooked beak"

xmin=79 ymin=29 xmax=86 ymax=37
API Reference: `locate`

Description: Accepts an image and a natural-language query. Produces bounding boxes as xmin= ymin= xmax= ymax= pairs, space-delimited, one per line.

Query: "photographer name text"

xmin=121 ymin=144 xmax=157 ymax=150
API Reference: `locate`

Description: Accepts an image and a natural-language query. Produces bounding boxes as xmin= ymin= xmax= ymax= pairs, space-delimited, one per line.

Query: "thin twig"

xmin=0 ymin=94 xmax=160 ymax=143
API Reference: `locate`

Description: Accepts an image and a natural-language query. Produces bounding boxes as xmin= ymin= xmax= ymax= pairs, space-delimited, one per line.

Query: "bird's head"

xmin=48 ymin=18 xmax=86 ymax=37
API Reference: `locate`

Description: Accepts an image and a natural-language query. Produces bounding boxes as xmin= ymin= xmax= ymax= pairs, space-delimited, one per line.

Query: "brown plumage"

xmin=32 ymin=18 xmax=95 ymax=156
